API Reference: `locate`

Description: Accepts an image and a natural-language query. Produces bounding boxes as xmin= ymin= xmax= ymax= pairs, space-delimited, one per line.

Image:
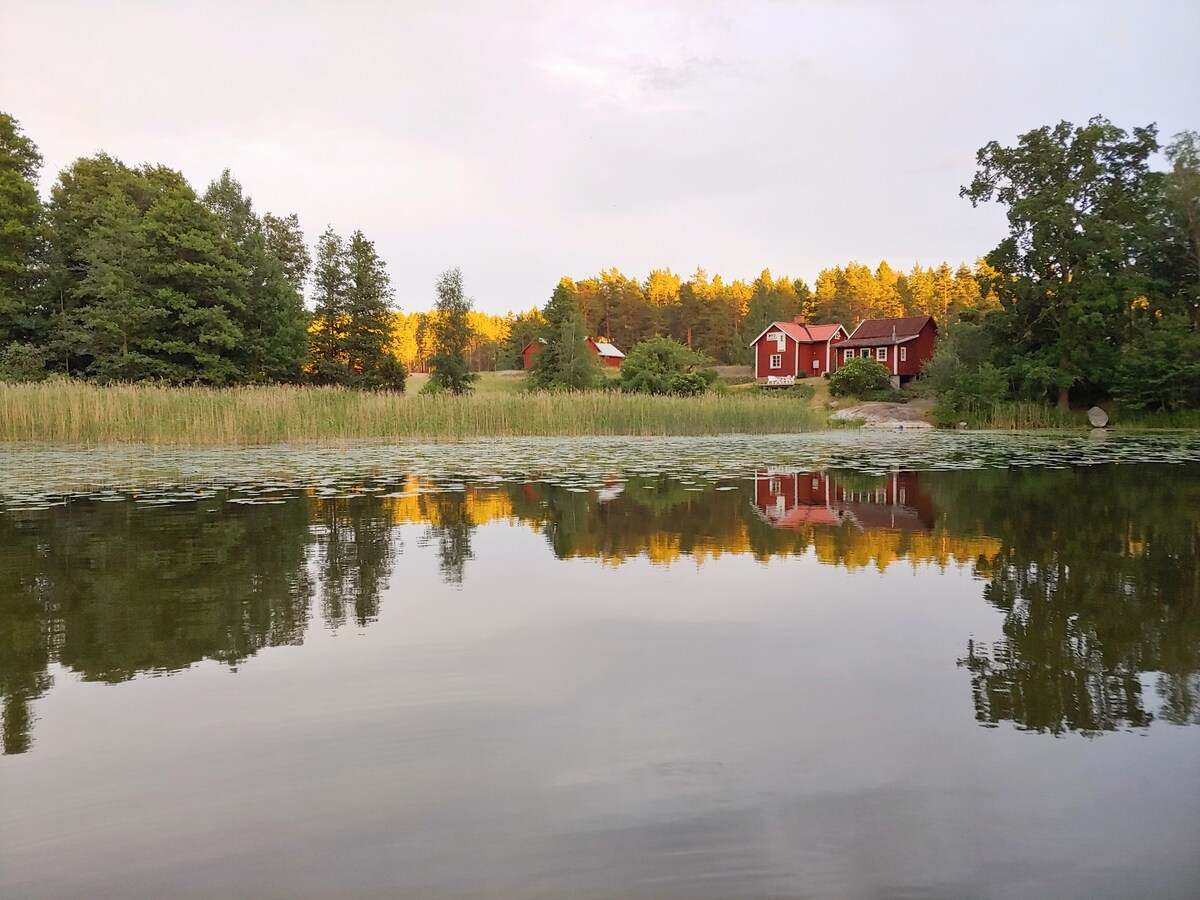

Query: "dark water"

xmin=1 ymin=435 xmax=1198 ymax=899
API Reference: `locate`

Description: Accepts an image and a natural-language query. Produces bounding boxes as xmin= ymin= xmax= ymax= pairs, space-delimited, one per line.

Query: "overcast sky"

xmin=4 ymin=1 xmax=1197 ymax=313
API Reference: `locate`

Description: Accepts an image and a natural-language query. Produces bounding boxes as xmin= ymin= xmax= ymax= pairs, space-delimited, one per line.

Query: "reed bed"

xmin=962 ymin=401 xmax=1084 ymax=430
xmin=0 ymin=381 xmax=828 ymax=446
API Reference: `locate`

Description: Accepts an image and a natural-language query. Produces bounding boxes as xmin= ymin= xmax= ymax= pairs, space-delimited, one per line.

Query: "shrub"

xmin=753 ymin=382 xmax=815 ymax=400
xmin=829 ymin=356 xmax=891 ymax=396
xmin=0 ymin=342 xmax=47 ymax=383
xmin=618 ymin=336 xmax=712 ymax=395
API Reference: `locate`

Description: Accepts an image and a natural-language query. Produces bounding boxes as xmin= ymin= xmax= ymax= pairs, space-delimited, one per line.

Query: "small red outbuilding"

xmin=521 ymin=337 xmax=625 ymax=370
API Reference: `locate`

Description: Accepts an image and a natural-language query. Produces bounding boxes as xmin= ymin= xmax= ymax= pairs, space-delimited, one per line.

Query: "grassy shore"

xmin=0 ymin=378 xmax=829 ymax=446
xmin=952 ymin=400 xmax=1200 ymax=430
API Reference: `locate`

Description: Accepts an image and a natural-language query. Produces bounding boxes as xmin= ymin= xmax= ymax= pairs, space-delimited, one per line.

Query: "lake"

xmin=2 ymin=433 xmax=1198 ymax=899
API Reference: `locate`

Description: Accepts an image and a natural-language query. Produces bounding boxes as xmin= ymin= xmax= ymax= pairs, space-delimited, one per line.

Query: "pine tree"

xmin=344 ymin=230 xmax=403 ymax=389
xmin=263 ymin=212 xmax=311 ymax=295
xmin=203 ymin=170 xmax=307 ymax=382
xmin=139 ymin=177 xmax=245 ymax=384
xmin=73 ymin=190 xmax=162 ymax=380
xmin=531 ymin=280 xmax=599 ymax=390
xmin=309 ymin=227 xmax=350 ymax=383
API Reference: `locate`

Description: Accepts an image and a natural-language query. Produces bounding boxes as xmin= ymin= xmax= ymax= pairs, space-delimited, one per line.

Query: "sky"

xmin=3 ymin=0 xmax=1198 ymax=314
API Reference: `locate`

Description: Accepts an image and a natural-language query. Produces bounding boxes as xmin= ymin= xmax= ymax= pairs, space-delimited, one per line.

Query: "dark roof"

xmin=839 ymin=315 xmax=935 ymax=349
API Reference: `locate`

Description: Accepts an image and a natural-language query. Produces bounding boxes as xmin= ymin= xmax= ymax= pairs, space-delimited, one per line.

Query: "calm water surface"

xmin=1 ymin=433 xmax=1198 ymax=899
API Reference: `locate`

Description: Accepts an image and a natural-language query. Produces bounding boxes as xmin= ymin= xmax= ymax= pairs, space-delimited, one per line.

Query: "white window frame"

xmin=877 ymin=347 xmax=887 ymax=362
xmin=769 ymin=353 xmax=782 ymax=370
xmin=900 ymin=346 xmax=907 ymax=362
xmin=774 ymin=332 xmax=787 ymax=350
xmin=845 ymin=349 xmax=855 ymax=360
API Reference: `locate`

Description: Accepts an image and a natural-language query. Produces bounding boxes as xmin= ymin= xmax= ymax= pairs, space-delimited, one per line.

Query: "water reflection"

xmin=1 ymin=465 xmax=1198 ymax=754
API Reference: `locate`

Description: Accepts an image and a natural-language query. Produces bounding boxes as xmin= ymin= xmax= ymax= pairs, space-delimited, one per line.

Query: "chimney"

xmin=794 ymin=315 xmax=807 ymax=325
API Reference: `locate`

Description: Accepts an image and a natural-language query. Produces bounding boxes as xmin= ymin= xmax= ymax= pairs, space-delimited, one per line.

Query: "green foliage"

xmin=0 ymin=341 xmax=46 ymax=382
xmin=308 ymin=226 xmax=404 ymax=391
xmin=752 ymin=381 xmax=816 ymax=400
xmin=496 ymin=308 xmax=547 ymax=370
xmin=1113 ymin=317 xmax=1200 ymax=411
xmin=922 ymin=319 xmax=1009 ymax=426
xmin=0 ymin=112 xmax=44 ymax=349
xmin=961 ymin=117 xmax=1161 ymax=409
xmin=618 ymin=336 xmax=711 ymax=395
xmin=203 ymin=170 xmax=308 ymax=382
xmin=428 ymin=267 xmax=477 ymax=395
xmin=531 ymin=282 xmax=600 ymax=390
xmin=829 ymin=355 xmax=892 ymax=396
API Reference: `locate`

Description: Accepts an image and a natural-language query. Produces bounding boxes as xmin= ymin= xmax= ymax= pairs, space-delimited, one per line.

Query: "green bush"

xmin=753 ymin=382 xmax=815 ymax=400
xmin=0 ymin=342 xmax=47 ymax=383
xmin=618 ymin=336 xmax=712 ymax=395
xmin=1113 ymin=317 xmax=1200 ymax=412
xmin=829 ymin=356 xmax=891 ymax=397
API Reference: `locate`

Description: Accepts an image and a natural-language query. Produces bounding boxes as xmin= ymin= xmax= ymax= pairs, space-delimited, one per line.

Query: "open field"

xmin=0 ymin=379 xmax=828 ymax=446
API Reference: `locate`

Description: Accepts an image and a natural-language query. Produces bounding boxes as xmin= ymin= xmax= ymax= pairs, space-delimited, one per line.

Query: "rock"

xmin=1087 ymin=406 xmax=1109 ymax=428
xmin=829 ymin=401 xmax=933 ymax=429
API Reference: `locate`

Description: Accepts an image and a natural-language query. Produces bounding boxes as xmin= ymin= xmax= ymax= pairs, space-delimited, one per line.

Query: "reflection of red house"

xmin=833 ymin=315 xmax=938 ymax=386
xmin=521 ymin=337 xmax=626 ymax=370
xmin=752 ymin=469 xmax=934 ymax=532
xmin=750 ymin=318 xmax=848 ymax=382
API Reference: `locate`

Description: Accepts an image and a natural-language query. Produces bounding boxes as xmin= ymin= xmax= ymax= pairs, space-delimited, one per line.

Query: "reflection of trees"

xmin=944 ymin=467 xmax=1200 ymax=734
xmin=0 ymin=494 xmax=317 ymax=754
xmin=418 ymin=491 xmax=475 ymax=586
xmin=310 ymin=495 xmax=397 ymax=626
xmin=0 ymin=515 xmax=53 ymax=754
xmin=3 ymin=466 xmax=1198 ymax=752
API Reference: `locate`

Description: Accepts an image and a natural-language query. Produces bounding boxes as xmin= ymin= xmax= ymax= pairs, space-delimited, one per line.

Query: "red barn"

xmin=834 ymin=315 xmax=937 ymax=386
xmin=750 ymin=318 xmax=848 ymax=384
xmin=521 ymin=337 xmax=625 ymax=370
xmin=521 ymin=338 xmax=547 ymax=370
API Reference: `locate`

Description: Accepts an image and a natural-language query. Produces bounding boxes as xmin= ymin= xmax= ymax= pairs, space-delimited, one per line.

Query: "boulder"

xmin=1087 ymin=406 xmax=1109 ymax=428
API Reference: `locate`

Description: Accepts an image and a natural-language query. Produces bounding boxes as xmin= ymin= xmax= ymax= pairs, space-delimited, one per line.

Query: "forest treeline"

xmin=1 ymin=111 xmax=1198 ymax=412
xmin=0 ymin=110 xmax=999 ymax=384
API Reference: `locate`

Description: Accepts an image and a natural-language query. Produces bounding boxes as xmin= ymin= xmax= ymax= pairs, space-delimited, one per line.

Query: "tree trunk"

xmin=1057 ymin=384 xmax=1070 ymax=411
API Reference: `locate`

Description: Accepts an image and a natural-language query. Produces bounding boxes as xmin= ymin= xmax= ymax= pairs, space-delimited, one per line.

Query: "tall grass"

xmin=962 ymin=401 xmax=1084 ymax=430
xmin=0 ymin=381 xmax=829 ymax=446
xmin=959 ymin=400 xmax=1200 ymax=430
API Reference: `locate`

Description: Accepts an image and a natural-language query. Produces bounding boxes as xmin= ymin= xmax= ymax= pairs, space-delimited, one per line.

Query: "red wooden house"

xmin=749 ymin=318 xmax=848 ymax=383
xmin=521 ymin=337 xmax=625 ymax=370
xmin=834 ymin=315 xmax=937 ymax=386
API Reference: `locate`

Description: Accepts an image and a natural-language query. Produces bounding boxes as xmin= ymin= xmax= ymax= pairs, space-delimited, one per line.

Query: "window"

xmin=900 ymin=347 xmax=907 ymax=362
xmin=845 ymin=349 xmax=855 ymax=360
xmin=877 ymin=347 xmax=887 ymax=362
xmin=770 ymin=353 xmax=782 ymax=369
xmin=774 ymin=332 xmax=787 ymax=350
xmin=769 ymin=478 xmax=781 ymax=494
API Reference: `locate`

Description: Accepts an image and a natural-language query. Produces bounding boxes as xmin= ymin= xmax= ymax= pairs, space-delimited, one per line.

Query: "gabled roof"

xmin=802 ymin=323 xmax=847 ymax=342
xmin=592 ymin=340 xmax=624 ymax=359
xmin=520 ymin=338 xmax=547 ymax=353
xmin=839 ymin=315 xmax=935 ymax=349
xmin=749 ymin=321 xmax=847 ymax=347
